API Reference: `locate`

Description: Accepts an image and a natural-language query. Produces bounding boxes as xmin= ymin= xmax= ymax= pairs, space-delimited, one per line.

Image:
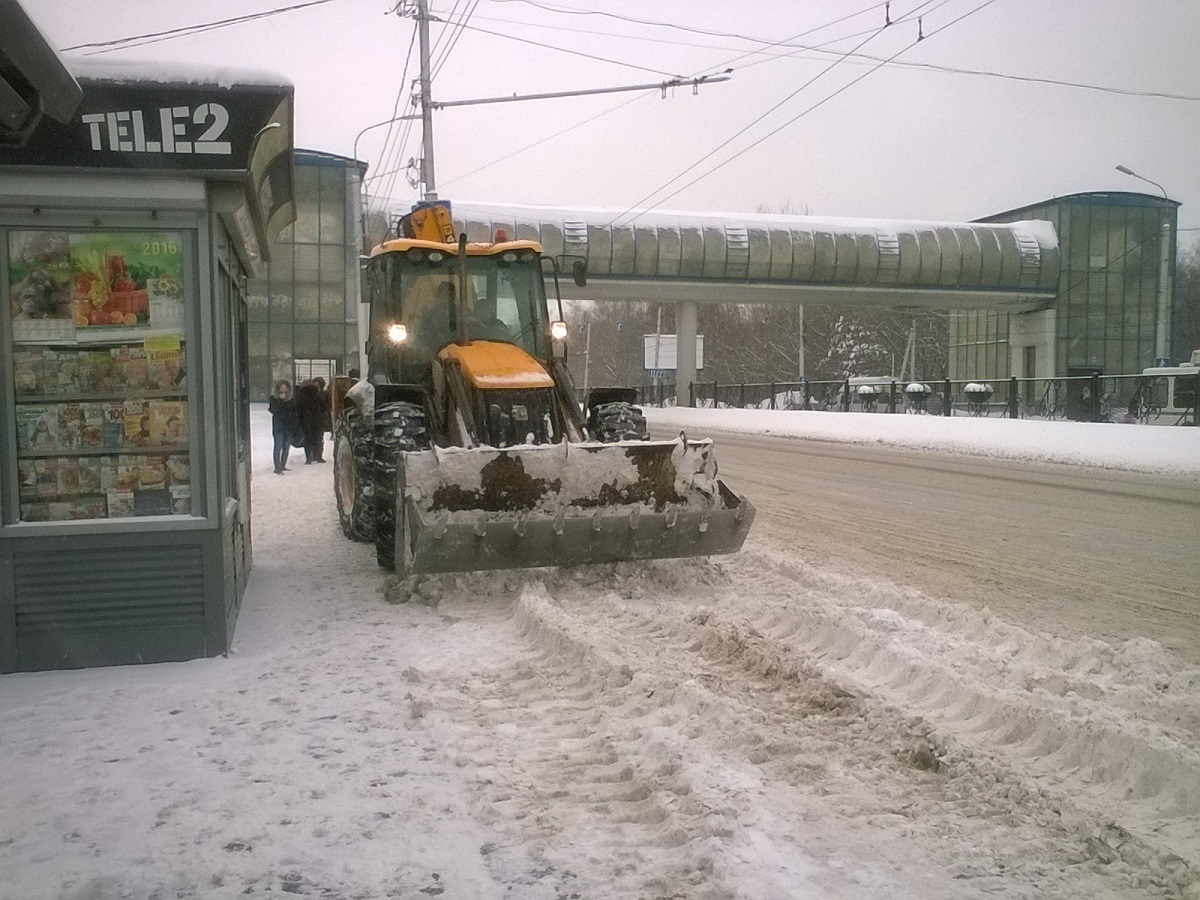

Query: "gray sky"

xmin=21 ymin=0 xmax=1200 ymax=241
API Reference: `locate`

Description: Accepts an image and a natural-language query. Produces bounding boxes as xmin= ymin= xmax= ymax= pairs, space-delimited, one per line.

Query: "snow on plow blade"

xmin=396 ymin=438 xmax=754 ymax=574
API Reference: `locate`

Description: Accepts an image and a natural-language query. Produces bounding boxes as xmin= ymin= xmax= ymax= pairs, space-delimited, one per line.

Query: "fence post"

xmin=802 ymin=380 xmax=810 ymax=410
xmin=943 ymin=378 xmax=952 ymax=416
xmin=739 ymin=382 xmax=746 ymax=410
xmin=713 ymin=380 xmax=719 ymax=409
xmin=1193 ymin=371 xmax=1200 ymax=426
xmin=841 ymin=378 xmax=850 ymax=412
xmin=688 ymin=381 xmax=695 ymax=408
xmin=1090 ymin=372 xmax=1101 ymax=422
xmin=1009 ymin=376 xmax=1020 ymax=419
xmin=769 ymin=382 xmax=776 ymax=410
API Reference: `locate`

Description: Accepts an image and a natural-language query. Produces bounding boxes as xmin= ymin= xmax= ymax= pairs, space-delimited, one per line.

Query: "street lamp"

xmin=1115 ymin=164 xmax=1168 ymax=199
xmin=352 ymin=112 xmax=422 ymax=250
xmin=1115 ymin=165 xmax=1173 ymax=364
xmin=352 ymin=113 xmax=422 ymax=170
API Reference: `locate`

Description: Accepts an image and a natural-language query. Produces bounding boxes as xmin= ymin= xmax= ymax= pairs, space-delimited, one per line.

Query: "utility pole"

xmin=416 ymin=0 xmax=436 ymax=199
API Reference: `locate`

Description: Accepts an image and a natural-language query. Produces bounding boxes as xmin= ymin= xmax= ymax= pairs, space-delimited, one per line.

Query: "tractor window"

xmin=369 ymin=250 xmax=551 ymax=385
xmin=474 ymin=257 xmax=549 ymax=358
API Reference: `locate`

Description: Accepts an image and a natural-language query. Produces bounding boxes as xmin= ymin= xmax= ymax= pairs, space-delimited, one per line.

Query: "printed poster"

xmin=6 ymin=231 xmax=73 ymax=342
xmin=8 ymin=229 xmax=186 ymax=342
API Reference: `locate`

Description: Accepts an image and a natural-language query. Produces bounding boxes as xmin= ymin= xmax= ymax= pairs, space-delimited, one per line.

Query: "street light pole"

xmin=352 ymin=113 xmax=422 ymax=249
xmin=1116 ymin=164 xmax=1173 ymax=364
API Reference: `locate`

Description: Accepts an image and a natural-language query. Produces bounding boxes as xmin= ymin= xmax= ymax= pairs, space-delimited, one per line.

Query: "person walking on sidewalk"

xmin=295 ymin=378 xmax=327 ymax=463
xmin=268 ymin=379 xmax=299 ymax=474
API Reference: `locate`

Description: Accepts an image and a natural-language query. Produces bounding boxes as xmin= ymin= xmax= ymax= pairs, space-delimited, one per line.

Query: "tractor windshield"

xmin=369 ymin=248 xmax=552 ymax=384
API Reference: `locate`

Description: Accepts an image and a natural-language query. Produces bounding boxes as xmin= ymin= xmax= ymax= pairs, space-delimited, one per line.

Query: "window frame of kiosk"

xmin=1 ymin=207 xmax=206 ymax=531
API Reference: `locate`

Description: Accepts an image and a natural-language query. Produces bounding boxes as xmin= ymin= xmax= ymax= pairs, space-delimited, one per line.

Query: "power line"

xmin=364 ymin=23 xmax=420 ymax=203
xmin=485 ymin=0 xmax=888 ymax=47
xmin=613 ymin=0 xmax=999 ymax=223
xmin=61 ymin=0 xmax=341 ymax=54
xmin=444 ymin=19 xmax=682 ymax=77
xmin=464 ymin=4 xmax=1200 ymax=102
xmin=421 ymin=2 xmax=900 ymax=202
xmin=437 ymin=89 xmax=648 ymax=192
xmin=433 ymin=0 xmax=481 ymax=79
xmin=605 ymin=1 xmax=939 ymax=226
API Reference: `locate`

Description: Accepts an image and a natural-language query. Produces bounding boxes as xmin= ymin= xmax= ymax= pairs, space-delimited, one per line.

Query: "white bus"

xmin=1141 ymin=350 xmax=1199 ymax=424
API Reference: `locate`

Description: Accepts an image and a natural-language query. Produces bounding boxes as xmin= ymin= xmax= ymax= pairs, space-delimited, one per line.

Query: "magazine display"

xmin=10 ymin=229 xmax=193 ymax=522
xmin=17 ymin=450 xmax=190 ymax=521
xmin=11 ymin=343 xmax=184 ymax=399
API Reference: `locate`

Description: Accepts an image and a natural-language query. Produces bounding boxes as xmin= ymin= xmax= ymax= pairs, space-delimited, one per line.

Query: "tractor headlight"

xmin=550 ymin=320 xmax=568 ymax=341
xmin=387 ymin=322 xmax=408 ymax=344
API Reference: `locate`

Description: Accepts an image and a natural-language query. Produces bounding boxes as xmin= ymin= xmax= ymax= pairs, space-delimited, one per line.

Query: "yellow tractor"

xmin=332 ymin=200 xmax=754 ymax=575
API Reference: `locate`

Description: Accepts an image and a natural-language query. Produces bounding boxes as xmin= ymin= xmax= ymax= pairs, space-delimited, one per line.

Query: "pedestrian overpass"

xmin=450 ymin=203 xmax=1060 ymax=404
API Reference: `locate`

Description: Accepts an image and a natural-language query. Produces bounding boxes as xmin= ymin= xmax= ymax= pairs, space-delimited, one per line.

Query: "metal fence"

xmin=630 ymin=372 xmax=1199 ymax=426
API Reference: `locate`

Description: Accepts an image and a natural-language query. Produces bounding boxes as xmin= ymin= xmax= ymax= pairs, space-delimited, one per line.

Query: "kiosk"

xmin=0 ymin=58 xmax=294 ymax=672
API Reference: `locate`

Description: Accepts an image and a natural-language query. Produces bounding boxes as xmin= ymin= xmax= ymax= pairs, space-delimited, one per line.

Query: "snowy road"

xmin=690 ymin=430 xmax=1200 ymax=665
xmin=2 ymin=407 xmax=1198 ymax=899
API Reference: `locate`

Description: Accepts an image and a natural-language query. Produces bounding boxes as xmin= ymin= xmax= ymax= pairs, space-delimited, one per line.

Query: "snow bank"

xmin=646 ymin=406 xmax=1200 ymax=475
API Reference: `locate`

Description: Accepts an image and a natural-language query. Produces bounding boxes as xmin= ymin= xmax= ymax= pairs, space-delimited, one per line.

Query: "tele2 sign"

xmin=81 ymin=103 xmax=232 ymax=156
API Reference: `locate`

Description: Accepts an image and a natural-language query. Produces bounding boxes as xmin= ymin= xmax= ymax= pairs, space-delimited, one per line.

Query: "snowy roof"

xmin=65 ymin=55 xmax=292 ymax=90
xmin=449 ymin=200 xmax=1059 ymax=244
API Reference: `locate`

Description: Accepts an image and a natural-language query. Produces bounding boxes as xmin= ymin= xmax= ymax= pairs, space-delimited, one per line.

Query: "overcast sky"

xmin=21 ymin=0 xmax=1200 ymax=242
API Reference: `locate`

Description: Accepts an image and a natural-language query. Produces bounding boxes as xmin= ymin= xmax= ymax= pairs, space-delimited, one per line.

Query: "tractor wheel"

xmin=333 ymin=407 xmax=374 ymax=542
xmin=590 ymin=400 xmax=649 ymax=442
xmin=373 ymin=401 xmax=430 ymax=571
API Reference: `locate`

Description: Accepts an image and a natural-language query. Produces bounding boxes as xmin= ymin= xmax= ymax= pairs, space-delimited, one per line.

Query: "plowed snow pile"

xmin=1 ymin=406 xmax=1197 ymax=899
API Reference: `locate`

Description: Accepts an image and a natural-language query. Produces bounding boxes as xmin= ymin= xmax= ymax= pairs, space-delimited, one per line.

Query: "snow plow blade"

xmin=395 ymin=438 xmax=754 ymax=574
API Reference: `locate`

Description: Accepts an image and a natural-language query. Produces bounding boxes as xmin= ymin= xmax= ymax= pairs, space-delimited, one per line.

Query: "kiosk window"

xmin=8 ymin=228 xmax=194 ymax=521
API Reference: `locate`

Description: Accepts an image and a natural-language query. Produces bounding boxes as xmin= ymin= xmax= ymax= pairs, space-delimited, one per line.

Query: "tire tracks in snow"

xmin=395 ymin=555 xmax=1197 ymax=898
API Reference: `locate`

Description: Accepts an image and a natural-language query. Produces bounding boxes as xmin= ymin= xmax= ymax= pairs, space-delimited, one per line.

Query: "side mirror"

xmin=572 ymin=260 xmax=587 ymax=287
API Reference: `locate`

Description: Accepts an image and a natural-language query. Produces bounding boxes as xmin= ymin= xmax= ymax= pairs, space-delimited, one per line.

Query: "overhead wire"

xmin=376 ymin=0 xmax=482 ymax=208
xmin=619 ymin=0 xmax=1005 ymax=221
xmin=454 ymin=3 xmax=1200 ymax=101
xmin=62 ymin=0 xmax=341 ymax=54
xmin=425 ymin=2 xmax=892 ymax=199
xmin=442 ymin=19 xmax=682 ymax=77
xmin=364 ymin=21 xmax=420 ymax=227
xmin=429 ymin=0 xmax=464 ymax=72
xmin=432 ymin=0 xmax=481 ymax=79
xmin=606 ymin=0 xmax=946 ymax=225
xmin=485 ymin=0 xmax=888 ymax=47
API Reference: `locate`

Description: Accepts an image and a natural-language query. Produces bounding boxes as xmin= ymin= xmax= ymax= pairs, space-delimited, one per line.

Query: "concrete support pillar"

xmin=797 ymin=304 xmax=805 ymax=382
xmin=1155 ymin=222 xmax=1172 ymax=364
xmin=676 ymin=299 xmax=698 ymax=407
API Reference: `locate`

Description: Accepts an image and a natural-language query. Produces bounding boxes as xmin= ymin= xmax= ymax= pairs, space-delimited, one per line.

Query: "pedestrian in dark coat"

xmin=295 ymin=378 xmax=326 ymax=463
xmin=268 ymin=380 xmax=298 ymax=474
xmin=315 ymin=376 xmax=332 ymax=434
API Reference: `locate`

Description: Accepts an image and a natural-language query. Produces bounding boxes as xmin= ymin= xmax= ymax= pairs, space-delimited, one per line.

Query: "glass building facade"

xmin=950 ymin=192 xmax=1178 ymax=380
xmin=247 ymin=150 xmax=366 ymax=400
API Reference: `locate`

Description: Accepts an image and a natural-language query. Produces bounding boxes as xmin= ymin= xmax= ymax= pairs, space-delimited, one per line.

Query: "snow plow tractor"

xmin=332 ymin=201 xmax=754 ymax=575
